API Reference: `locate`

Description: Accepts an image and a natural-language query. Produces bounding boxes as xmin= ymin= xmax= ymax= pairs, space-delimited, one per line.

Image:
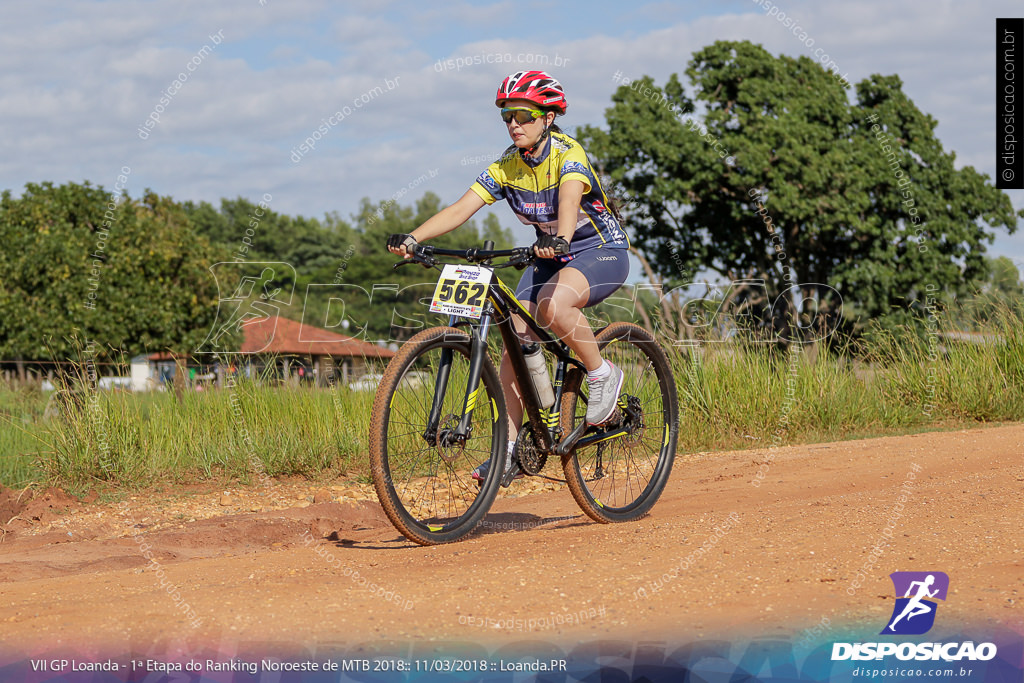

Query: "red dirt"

xmin=0 ymin=424 xmax=1021 ymax=653
xmin=1 ymin=486 xmax=77 ymax=530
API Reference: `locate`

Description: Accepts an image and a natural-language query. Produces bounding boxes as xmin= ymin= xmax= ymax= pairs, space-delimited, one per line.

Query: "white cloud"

xmin=0 ymin=0 xmax=1019 ymax=264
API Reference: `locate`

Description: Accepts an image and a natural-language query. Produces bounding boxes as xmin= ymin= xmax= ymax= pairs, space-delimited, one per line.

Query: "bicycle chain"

xmin=514 ymin=423 xmax=548 ymax=475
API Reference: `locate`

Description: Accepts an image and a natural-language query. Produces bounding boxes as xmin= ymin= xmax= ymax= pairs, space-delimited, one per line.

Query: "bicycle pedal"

xmin=587 ymin=408 xmax=622 ymax=428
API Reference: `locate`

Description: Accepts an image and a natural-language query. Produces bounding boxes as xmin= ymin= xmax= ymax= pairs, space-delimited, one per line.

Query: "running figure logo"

xmin=881 ymin=571 xmax=949 ymax=635
xmin=197 ymin=262 xmax=295 ymax=353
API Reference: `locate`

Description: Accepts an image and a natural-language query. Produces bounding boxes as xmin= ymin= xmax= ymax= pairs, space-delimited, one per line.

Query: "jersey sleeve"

xmin=558 ymin=144 xmax=595 ymax=194
xmin=469 ymin=161 xmax=506 ymax=205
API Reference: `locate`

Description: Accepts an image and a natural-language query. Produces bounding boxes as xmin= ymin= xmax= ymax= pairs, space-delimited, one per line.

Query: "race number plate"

xmin=429 ymin=264 xmax=493 ymax=319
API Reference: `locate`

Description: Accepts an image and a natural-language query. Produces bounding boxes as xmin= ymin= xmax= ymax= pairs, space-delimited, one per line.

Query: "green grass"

xmin=2 ymin=306 xmax=1022 ymax=493
xmin=665 ymin=304 xmax=1024 ymax=455
xmin=0 ymin=378 xmax=379 ymax=493
xmin=0 ymin=384 xmax=52 ymax=488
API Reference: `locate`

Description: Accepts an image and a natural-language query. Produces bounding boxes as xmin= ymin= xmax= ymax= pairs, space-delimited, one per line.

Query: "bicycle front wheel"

xmin=369 ymin=326 xmax=507 ymax=545
xmin=559 ymin=322 xmax=679 ymax=523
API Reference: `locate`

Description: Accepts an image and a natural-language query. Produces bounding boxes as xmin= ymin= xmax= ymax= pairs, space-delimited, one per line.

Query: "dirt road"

xmin=1 ymin=424 xmax=1021 ymax=657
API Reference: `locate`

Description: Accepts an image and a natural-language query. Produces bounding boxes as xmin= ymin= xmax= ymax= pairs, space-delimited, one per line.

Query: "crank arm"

xmin=553 ymin=420 xmax=630 ymax=455
xmin=574 ymin=425 xmax=630 ymax=450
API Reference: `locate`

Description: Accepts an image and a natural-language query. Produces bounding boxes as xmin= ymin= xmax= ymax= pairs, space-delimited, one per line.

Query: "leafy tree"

xmin=986 ymin=256 xmax=1024 ymax=299
xmin=341 ymin=192 xmax=515 ymax=342
xmin=181 ymin=199 xmax=232 ymax=245
xmin=578 ymin=40 xmax=1022 ymax=339
xmin=0 ymin=181 xmax=233 ymax=361
xmin=184 ymin=197 xmax=362 ymax=331
xmin=480 ymin=212 xmax=516 ymax=249
xmin=0 ymin=179 xmax=525 ymax=366
xmin=955 ymin=256 xmax=1024 ymax=327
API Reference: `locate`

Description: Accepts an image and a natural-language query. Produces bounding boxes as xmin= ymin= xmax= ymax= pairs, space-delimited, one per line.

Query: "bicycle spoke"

xmin=377 ymin=335 xmax=501 ymax=531
xmin=563 ymin=326 xmax=676 ymax=516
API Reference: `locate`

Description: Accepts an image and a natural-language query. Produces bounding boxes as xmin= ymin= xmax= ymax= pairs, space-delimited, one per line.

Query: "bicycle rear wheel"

xmin=369 ymin=326 xmax=507 ymax=545
xmin=559 ymin=322 xmax=679 ymax=523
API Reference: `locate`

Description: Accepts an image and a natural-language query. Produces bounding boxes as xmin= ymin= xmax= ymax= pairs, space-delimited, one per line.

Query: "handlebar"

xmin=393 ymin=244 xmax=536 ymax=271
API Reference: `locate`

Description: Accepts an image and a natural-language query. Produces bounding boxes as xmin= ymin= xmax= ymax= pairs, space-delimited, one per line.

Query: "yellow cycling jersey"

xmin=469 ymin=131 xmax=629 ymax=255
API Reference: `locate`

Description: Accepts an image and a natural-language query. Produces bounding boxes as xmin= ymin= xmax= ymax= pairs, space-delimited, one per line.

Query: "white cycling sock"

xmin=587 ymin=359 xmax=611 ymax=381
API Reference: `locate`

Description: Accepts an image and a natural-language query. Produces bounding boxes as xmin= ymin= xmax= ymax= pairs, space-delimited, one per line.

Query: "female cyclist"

xmin=386 ymin=70 xmax=630 ymax=482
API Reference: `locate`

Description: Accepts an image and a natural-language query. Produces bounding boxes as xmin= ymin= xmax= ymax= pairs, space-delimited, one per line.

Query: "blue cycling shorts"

xmin=515 ymin=247 xmax=629 ymax=308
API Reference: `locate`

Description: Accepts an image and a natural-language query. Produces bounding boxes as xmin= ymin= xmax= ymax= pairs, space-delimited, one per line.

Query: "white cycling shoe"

xmin=586 ymin=362 xmax=624 ymax=425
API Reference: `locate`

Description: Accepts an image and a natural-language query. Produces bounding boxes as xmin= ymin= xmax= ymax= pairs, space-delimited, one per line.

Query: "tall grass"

xmin=1 ymin=378 xmax=379 ymax=493
xmin=667 ymin=304 xmax=1024 ymax=454
xmin=0 ymin=384 xmax=51 ymax=488
xmin=1 ymin=306 xmax=1021 ymax=492
xmin=868 ymin=306 xmax=1024 ymax=422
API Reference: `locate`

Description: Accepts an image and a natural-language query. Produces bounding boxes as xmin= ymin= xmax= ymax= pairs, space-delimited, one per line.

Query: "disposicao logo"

xmin=882 ymin=571 xmax=948 ymax=635
xmin=831 ymin=571 xmax=998 ymax=663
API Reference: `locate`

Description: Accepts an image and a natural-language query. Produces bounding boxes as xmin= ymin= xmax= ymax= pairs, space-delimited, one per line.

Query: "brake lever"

xmin=391 ymin=242 xmax=438 ymax=269
xmin=393 ymin=259 xmax=435 ymax=270
xmin=512 ymin=248 xmax=535 ymax=270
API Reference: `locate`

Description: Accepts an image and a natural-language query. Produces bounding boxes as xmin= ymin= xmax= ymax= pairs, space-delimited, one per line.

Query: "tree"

xmin=184 ymin=197 xmax=362 ymax=331
xmin=986 ymin=256 xmax=1024 ymax=300
xmin=0 ymin=179 xmax=527 ymax=366
xmin=480 ymin=212 xmax=516 ymax=249
xmin=341 ymin=192 xmax=516 ymax=342
xmin=955 ymin=256 xmax=1024 ymax=327
xmin=0 ymin=181 xmax=233 ymax=361
xmin=578 ymin=40 xmax=1021 ymax=339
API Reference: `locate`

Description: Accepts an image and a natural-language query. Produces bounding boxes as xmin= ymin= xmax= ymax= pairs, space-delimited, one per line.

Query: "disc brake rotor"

xmin=435 ymin=414 xmax=465 ymax=464
xmin=620 ymin=394 xmax=646 ymax=448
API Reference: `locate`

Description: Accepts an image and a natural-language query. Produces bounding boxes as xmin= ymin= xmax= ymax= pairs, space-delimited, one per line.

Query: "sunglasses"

xmin=500 ymin=107 xmax=545 ymax=124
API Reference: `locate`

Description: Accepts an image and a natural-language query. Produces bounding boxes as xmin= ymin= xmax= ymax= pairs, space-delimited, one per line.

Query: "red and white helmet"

xmin=495 ymin=70 xmax=567 ymax=114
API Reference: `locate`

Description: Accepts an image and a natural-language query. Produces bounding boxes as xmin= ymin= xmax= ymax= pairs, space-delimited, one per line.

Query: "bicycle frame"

xmin=486 ymin=275 xmax=585 ymax=453
xmin=416 ymin=249 xmax=638 ymax=458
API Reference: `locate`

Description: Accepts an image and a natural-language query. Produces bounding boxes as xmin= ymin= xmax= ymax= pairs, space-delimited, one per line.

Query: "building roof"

xmin=149 ymin=315 xmax=395 ymax=360
xmin=241 ymin=315 xmax=395 ymax=357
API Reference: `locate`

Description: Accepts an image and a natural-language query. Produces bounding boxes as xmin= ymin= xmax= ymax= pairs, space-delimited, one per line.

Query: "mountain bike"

xmin=368 ymin=241 xmax=679 ymax=545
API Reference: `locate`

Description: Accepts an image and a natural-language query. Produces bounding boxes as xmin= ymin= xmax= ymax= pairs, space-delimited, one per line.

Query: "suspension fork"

xmin=454 ymin=309 xmax=494 ymax=438
xmin=419 ymin=315 xmax=469 ymax=444
xmin=422 ymin=358 xmax=452 ymax=447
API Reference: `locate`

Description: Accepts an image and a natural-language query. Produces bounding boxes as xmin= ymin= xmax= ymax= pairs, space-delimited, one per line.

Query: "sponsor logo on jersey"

xmin=550 ymin=136 xmax=571 ymax=153
xmin=561 ymin=161 xmax=590 ymax=177
xmin=477 ymin=171 xmax=500 ymax=193
xmin=518 ymin=201 xmax=550 ymax=214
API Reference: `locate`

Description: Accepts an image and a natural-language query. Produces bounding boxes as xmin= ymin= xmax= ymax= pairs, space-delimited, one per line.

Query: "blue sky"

xmin=1 ymin=0 xmax=1021 ymax=278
